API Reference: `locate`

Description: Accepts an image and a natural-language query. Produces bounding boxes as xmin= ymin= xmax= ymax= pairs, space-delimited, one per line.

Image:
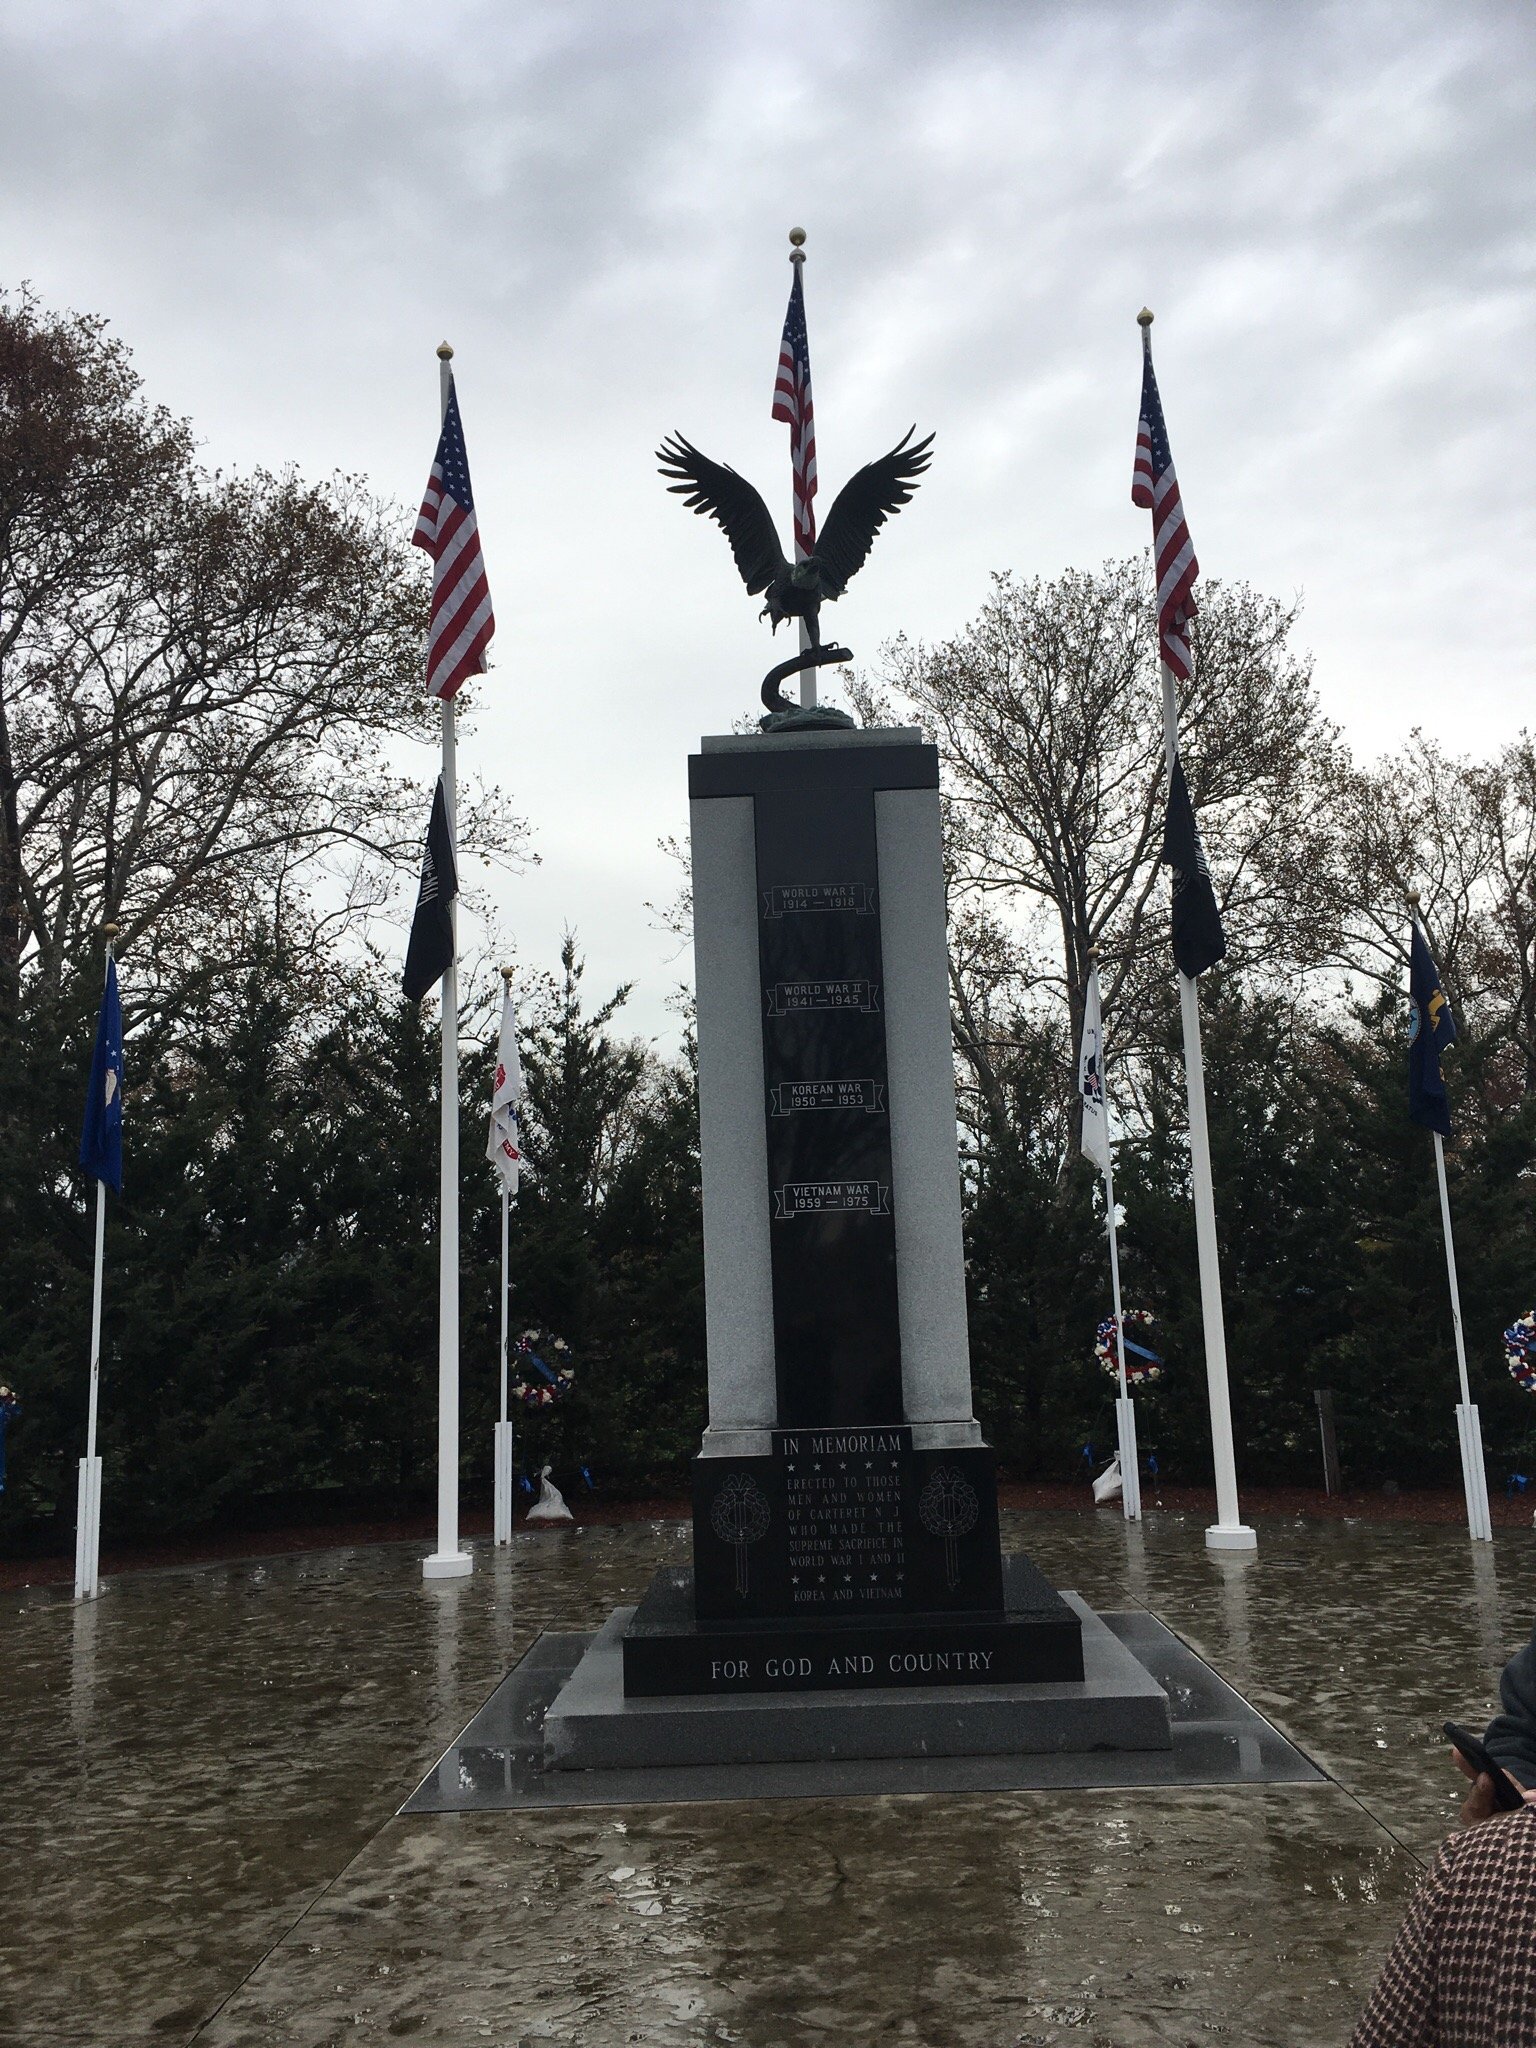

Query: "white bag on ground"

xmin=1092 ymin=1455 xmax=1124 ymax=1506
xmin=525 ymin=1463 xmax=574 ymax=1525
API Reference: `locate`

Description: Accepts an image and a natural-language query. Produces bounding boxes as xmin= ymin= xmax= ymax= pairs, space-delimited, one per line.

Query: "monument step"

xmin=544 ymin=1592 xmax=1170 ymax=1773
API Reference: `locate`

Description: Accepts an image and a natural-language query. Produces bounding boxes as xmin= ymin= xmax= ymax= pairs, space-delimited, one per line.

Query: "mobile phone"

xmin=1444 ymin=1721 xmax=1525 ymax=1812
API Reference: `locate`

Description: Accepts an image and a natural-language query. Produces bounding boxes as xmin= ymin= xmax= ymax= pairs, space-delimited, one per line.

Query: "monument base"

xmin=543 ymin=1592 xmax=1170 ymax=1773
xmin=622 ymin=1554 xmax=1082 ymax=1697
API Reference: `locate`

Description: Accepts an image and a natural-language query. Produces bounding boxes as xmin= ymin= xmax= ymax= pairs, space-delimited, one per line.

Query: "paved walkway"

xmin=1 ymin=1510 xmax=1525 ymax=2046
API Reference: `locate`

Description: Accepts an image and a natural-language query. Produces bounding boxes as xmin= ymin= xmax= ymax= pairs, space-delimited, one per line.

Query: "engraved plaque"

xmin=770 ymin=1079 xmax=885 ymax=1116
xmin=692 ymin=1437 xmax=1006 ymax=1620
xmin=773 ymin=1179 xmax=890 ymax=1218
xmin=762 ymin=883 xmax=877 ymax=917
xmin=765 ymin=979 xmax=881 ymax=1015
xmin=779 ymin=1427 xmax=909 ymax=1612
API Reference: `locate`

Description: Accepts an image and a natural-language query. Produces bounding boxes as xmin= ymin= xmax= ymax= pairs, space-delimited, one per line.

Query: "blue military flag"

xmin=1408 ymin=922 xmax=1456 ymax=1136
xmin=79 ymin=957 xmax=125 ymax=1192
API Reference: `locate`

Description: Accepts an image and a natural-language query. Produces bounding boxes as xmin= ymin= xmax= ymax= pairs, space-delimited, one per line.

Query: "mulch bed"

xmin=3 ymin=1480 xmax=1529 ymax=1592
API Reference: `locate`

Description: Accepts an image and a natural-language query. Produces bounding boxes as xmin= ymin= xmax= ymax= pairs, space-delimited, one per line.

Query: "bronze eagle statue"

xmin=656 ymin=427 xmax=934 ymax=717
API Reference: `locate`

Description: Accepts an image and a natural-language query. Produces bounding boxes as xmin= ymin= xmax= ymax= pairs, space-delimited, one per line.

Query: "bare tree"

xmin=849 ymin=559 xmax=1346 ymax=1111
xmin=1 ymin=289 xmax=190 ymax=988
xmin=1 ymin=288 xmax=524 ymax=1024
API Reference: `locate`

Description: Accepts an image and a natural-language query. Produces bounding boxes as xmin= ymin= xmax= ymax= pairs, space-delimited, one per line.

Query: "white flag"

xmin=1078 ymin=962 xmax=1112 ymax=1176
xmin=487 ymin=985 xmax=524 ymax=1194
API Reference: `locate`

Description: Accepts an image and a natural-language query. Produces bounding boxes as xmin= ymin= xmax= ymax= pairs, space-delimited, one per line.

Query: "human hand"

xmin=1452 ymin=1745 xmax=1528 ymax=1825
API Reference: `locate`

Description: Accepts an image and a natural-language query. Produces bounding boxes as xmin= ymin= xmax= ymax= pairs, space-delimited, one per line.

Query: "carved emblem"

xmin=918 ymin=1467 xmax=979 ymax=1591
xmin=710 ymin=1474 xmax=772 ymax=1597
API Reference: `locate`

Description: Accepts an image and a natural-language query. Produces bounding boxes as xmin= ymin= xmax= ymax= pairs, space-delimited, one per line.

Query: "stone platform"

xmin=543 ymin=1592 xmax=1169 ymax=1773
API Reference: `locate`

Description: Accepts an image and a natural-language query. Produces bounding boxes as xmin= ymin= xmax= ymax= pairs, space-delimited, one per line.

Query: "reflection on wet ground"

xmin=1 ymin=1509 xmax=1528 ymax=2045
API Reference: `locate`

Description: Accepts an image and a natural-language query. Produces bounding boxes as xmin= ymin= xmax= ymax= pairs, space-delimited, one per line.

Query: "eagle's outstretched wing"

xmin=814 ymin=429 xmax=934 ymax=598
xmin=657 ymin=435 xmax=787 ymax=597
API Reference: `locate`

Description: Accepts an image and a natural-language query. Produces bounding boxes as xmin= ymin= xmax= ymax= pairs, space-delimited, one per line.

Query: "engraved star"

xmin=865 ymin=1459 xmax=873 ymax=1469
xmin=813 ymin=1462 xmax=821 ymax=1471
xmin=817 ymin=1574 xmax=826 ymax=1584
xmin=791 ymin=1574 xmax=799 ymax=1584
xmin=843 ymin=1573 xmax=852 ymax=1582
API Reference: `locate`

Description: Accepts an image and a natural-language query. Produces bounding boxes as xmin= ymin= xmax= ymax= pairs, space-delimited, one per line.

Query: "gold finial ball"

xmin=788 ymin=227 xmax=806 ymax=246
xmin=1407 ymin=888 xmax=1422 ymax=907
xmin=1088 ymin=945 xmax=1101 ymax=963
xmin=500 ymin=964 xmax=516 ymax=985
xmin=1137 ymin=307 xmax=1154 ymax=328
xmin=100 ymin=921 xmax=121 ymax=938
xmin=436 ymin=339 xmax=454 ymax=360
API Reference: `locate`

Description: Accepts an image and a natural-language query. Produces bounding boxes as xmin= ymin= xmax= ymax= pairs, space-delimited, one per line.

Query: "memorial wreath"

xmin=1503 ymin=1310 xmax=1536 ymax=1396
xmin=512 ymin=1329 xmax=576 ymax=1409
xmin=1095 ymin=1309 xmax=1163 ymax=1387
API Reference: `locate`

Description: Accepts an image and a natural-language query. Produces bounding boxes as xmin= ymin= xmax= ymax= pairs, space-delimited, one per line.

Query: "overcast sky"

xmin=2 ymin=0 xmax=1531 ymax=1043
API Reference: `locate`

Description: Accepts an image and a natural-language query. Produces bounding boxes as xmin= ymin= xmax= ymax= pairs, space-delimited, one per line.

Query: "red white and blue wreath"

xmin=1503 ymin=1311 xmax=1536 ymax=1396
xmin=1096 ymin=1310 xmax=1164 ymax=1387
xmin=512 ymin=1329 xmax=576 ymax=1410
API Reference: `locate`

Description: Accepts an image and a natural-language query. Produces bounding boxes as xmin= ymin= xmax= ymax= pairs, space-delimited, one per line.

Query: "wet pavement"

xmin=1 ymin=1508 xmax=1529 ymax=2046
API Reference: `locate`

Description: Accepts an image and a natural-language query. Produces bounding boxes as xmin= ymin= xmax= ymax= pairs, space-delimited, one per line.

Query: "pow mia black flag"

xmin=1160 ymin=756 xmax=1226 ymax=978
xmin=402 ymin=778 xmax=459 ymax=1002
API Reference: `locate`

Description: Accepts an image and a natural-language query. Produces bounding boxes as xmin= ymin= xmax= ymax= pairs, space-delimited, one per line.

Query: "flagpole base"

xmin=422 ymin=1551 xmax=474 ymax=1580
xmin=1456 ymin=1402 xmax=1494 ymax=1542
xmin=1115 ymin=1396 xmax=1141 ymax=1522
xmin=74 ymin=1454 xmax=103 ymax=1601
xmin=1204 ymin=1523 xmax=1258 ymax=1552
xmin=493 ymin=1419 xmax=515 ymax=1546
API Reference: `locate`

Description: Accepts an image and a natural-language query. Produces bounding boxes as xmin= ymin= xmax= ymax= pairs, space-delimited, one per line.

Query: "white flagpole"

xmin=424 ymin=340 xmax=471 ymax=1580
xmin=789 ymin=227 xmax=816 ymax=711
xmin=1410 ymin=893 xmax=1492 ymax=1541
xmin=492 ymin=963 xmax=517 ymax=1545
xmin=499 ymin=1186 xmax=510 ymax=1427
xmin=1087 ymin=953 xmax=1140 ymax=1520
xmin=493 ymin=960 xmax=516 ymax=1546
xmin=1139 ymin=307 xmax=1253 ymax=1551
xmin=494 ymin=1185 xmax=514 ymax=1545
xmin=1101 ymin=1040 xmax=1141 ymax=1526
xmin=75 ymin=923 xmax=116 ymax=1602
xmin=1159 ymin=664 xmax=1255 ymax=1552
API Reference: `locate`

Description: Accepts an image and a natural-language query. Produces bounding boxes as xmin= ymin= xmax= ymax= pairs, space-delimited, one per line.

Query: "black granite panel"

xmin=687 ymin=743 xmax=938 ymax=803
xmin=692 ymin=1454 xmax=790 ymax=1618
xmin=692 ymin=1432 xmax=1004 ymax=1622
xmin=904 ymin=1445 xmax=1007 ymax=1612
xmin=753 ymin=759 xmax=899 ymax=1426
xmin=622 ymin=1556 xmax=1083 ymax=1698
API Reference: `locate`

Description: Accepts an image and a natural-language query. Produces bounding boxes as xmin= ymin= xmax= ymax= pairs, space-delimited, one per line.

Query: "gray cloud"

xmin=1 ymin=0 xmax=1531 ymax=1040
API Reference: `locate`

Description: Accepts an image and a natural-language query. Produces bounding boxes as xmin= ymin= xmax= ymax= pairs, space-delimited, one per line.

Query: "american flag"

xmin=772 ymin=263 xmax=817 ymax=557
xmin=413 ymin=380 xmax=495 ymax=700
xmin=1131 ymin=339 xmax=1199 ymax=680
